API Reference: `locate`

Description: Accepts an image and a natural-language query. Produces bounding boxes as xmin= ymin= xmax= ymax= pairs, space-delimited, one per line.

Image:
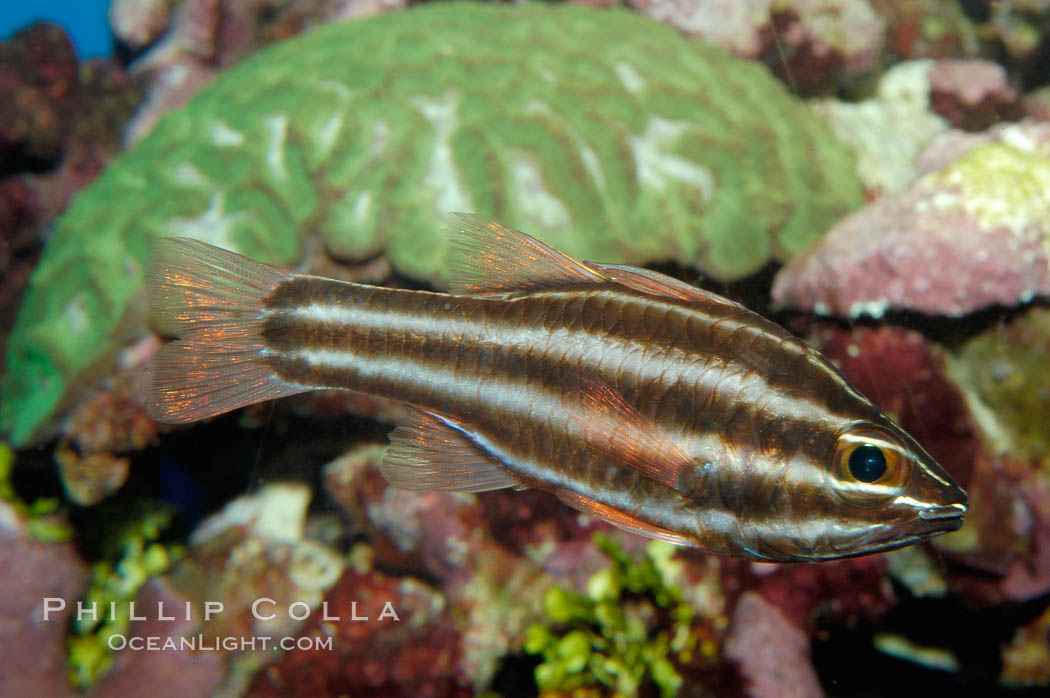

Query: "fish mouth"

xmin=917 ymin=502 xmax=967 ymax=525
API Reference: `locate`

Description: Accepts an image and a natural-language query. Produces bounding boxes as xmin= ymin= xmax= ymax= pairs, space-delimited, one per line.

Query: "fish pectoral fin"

xmin=556 ymin=489 xmax=694 ymax=547
xmin=380 ymin=410 xmax=523 ymax=493
xmin=445 ymin=213 xmax=607 ymax=295
xmin=584 ymin=262 xmax=745 ymax=309
xmin=571 ymin=373 xmax=696 ymax=491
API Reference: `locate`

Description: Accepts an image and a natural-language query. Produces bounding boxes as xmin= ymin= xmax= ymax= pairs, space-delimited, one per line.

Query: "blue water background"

xmin=1 ymin=0 xmax=112 ymax=57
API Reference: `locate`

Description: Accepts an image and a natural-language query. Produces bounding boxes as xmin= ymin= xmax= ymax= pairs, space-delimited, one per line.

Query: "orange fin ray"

xmin=445 ymin=213 xmax=607 ymax=295
xmin=571 ymin=373 xmax=696 ymax=491
xmin=585 ymin=262 xmax=744 ymax=309
xmin=381 ymin=411 xmax=522 ymax=493
xmin=556 ymin=489 xmax=694 ymax=546
xmin=147 ymin=237 xmax=294 ymax=336
xmin=144 ymin=238 xmax=304 ymax=423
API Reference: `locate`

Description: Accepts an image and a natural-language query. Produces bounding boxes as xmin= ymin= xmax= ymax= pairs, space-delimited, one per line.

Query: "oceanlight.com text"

xmin=107 ymin=634 xmax=335 ymax=652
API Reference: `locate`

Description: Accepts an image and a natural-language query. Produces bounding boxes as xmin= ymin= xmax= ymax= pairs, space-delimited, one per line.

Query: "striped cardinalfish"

xmin=145 ymin=214 xmax=967 ymax=562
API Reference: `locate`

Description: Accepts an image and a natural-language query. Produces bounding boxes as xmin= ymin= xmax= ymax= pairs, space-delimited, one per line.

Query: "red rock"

xmin=0 ymin=23 xmax=80 ymax=171
xmin=929 ymin=59 xmax=1020 ymax=131
xmin=1021 ymin=85 xmax=1050 ymax=121
xmin=89 ymin=579 xmax=225 ymax=698
xmin=942 ymin=453 xmax=1050 ymax=606
xmin=870 ymin=0 xmax=979 ymax=60
xmin=247 ymin=566 xmax=470 ymax=697
xmin=806 ymin=324 xmax=1050 ymax=606
xmin=629 ymin=0 xmax=885 ymax=93
xmin=724 ymin=591 xmax=823 ymax=698
xmin=812 ymin=325 xmax=977 ymax=487
xmin=66 ymin=389 xmax=157 ymax=455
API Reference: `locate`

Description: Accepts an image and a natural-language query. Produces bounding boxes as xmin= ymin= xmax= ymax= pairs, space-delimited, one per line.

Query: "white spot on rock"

xmin=848 ymin=299 xmax=890 ymax=319
xmin=166 ymin=192 xmax=243 ymax=250
xmin=353 ymin=190 xmax=372 ymax=223
xmin=614 ymin=61 xmax=646 ymax=93
xmin=210 ymin=119 xmax=245 ymax=147
xmin=631 ymin=116 xmax=715 ymax=198
xmin=171 ymin=162 xmax=209 ymax=187
xmin=191 ymin=482 xmax=311 ymax=545
xmin=317 ymin=112 xmax=344 ymax=160
xmin=263 ymin=114 xmax=290 ymax=180
xmin=411 ymin=92 xmax=474 ymax=214
xmin=63 ymin=293 xmax=90 ymax=334
xmin=580 ymin=145 xmax=604 ymax=190
xmin=509 ymin=152 xmax=572 ymax=230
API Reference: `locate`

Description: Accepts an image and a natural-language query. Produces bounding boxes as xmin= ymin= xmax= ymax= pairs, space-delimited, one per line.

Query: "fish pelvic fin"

xmin=381 ymin=411 xmax=523 ymax=493
xmin=556 ymin=489 xmax=695 ymax=546
xmin=445 ymin=213 xmax=607 ymax=295
xmin=144 ymin=237 xmax=306 ymax=423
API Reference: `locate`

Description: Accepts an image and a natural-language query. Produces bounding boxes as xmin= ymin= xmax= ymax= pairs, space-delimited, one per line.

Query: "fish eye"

xmin=830 ymin=424 xmax=907 ymax=502
xmin=848 ymin=444 xmax=887 ymax=482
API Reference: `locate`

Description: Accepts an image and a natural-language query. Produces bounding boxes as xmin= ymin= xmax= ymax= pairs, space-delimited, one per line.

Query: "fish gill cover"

xmin=1 ymin=3 xmax=862 ymax=446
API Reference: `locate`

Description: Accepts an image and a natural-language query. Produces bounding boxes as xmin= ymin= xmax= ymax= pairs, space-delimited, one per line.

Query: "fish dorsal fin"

xmin=446 ymin=213 xmax=607 ymax=295
xmin=570 ymin=373 xmax=696 ymax=492
xmin=380 ymin=410 xmax=522 ymax=493
xmin=585 ymin=262 xmax=745 ymax=309
xmin=556 ymin=489 xmax=694 ymax=546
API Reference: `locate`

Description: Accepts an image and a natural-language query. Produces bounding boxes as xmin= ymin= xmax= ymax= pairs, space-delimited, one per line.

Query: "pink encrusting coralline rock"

xmin=772 ymin=121 xmax=1050 ymax=317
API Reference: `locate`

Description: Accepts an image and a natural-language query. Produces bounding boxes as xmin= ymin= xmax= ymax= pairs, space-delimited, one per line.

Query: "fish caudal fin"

xmin=145 ymin=238 xmax=306 ymax=423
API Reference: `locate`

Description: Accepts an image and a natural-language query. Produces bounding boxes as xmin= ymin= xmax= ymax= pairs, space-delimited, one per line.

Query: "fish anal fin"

xmin=557 ymin=489 xmax=694 ymax=547
xmin=585 ymin=262 xmax=744 ymax=309
xmin=381 ymin=411 xmax=522 ymax=493
xmin=446 ymin=213 xmax=607 ymax=295
xmin=571 ymin=373 xmax=696 ymax=491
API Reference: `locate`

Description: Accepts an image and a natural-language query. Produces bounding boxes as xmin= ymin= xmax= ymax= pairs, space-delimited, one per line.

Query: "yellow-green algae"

xmin=2 ymin=3 xmax=862 ymax=446
xmin=949 ymin=307 xmax=1050 ymax=472
xmin=67 ymin=501 xmax=183 ymax=688
xmin=524 ymin=534 xmax=693 ymax=697
xmin=929 ymin=139 xmax=1050 ymax=236
xmin=0 ymin=442 xmax=72 ymax=542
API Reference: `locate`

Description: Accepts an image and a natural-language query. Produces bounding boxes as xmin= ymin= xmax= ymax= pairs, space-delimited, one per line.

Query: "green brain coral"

xmin=2 ymin=3 xmax=862 ymax=445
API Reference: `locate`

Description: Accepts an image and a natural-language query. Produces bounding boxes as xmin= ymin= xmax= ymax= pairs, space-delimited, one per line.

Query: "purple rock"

xmin=0 ymin=502 xmax=87 ymax=698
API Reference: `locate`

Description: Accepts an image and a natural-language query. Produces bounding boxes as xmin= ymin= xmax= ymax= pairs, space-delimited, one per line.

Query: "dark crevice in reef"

xmin=813 ymin=586 xmax=1050 ymax=698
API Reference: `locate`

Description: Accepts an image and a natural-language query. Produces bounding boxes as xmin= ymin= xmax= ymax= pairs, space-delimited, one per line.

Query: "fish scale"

xmin=145 ymin=214 xmax=967 ymax=561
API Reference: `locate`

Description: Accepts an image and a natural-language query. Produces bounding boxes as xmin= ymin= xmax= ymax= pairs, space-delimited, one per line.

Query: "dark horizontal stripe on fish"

xmin=262 ymin=278 xmax=864 ymax=424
